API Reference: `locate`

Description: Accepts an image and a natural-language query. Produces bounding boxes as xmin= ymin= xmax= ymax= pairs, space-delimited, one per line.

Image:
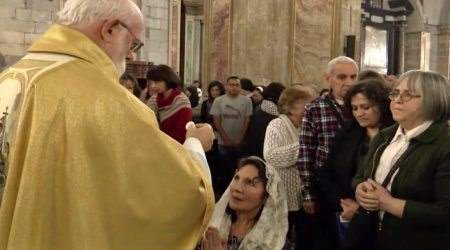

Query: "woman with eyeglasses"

xmin=352 ymin=70 xmax=450 ymax=250
xmin=201 ymin=156 xmax=288 ymax=250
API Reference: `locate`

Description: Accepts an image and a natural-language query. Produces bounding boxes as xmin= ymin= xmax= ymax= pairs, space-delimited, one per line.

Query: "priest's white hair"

xmin=56 ymin=0 xmax=131 ymax=25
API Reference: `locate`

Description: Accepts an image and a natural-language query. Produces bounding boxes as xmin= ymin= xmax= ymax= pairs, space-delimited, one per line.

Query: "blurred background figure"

xmin=186 ymin=85 xmax=201 ymax=123
xmin=240 ymin=78 xmax=255 ymax=97
xmin=243 ymin=82 xmax=285 ymax=159
xmin=384 ymin=74 xmax=398 ymax=89
xmin=120 ymin=73 xmax=141 ymax=97
xmin=200 ymin=80 xmax=225 ymax=196
xmin=251 ymin=85 xmax=265 ymax=109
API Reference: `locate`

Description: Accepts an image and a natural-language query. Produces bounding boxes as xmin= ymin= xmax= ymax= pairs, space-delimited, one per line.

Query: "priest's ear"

xmin=100 ymin=19 xmax=122 ymax=44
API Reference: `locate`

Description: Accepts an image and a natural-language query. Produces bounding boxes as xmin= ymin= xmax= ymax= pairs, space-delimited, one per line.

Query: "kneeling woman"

xmin=202 ymin=156 xmax=288 ymax=250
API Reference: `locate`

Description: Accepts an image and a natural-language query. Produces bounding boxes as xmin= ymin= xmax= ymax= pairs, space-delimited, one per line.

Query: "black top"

xmin=318 ymin=123 xmax=369 ymax=211
xmin=242 ymin=106 xmax=277 ymax=158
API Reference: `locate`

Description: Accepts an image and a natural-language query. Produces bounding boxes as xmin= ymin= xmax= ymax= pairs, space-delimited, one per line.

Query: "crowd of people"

xmin=0 ymin=0 xmax=449 ymax=250
xmin=114 ymin=54 xmax=450 ymax=250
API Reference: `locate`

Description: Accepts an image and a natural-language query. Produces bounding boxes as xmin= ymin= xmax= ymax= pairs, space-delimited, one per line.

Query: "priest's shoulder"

xmin=28 ymin=56 xmax=116 ymax=96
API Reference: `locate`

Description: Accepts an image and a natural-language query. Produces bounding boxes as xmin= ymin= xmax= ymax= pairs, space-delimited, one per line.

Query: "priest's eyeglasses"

xmin=118 ymin=21 xmax=144 ymax=53
xmin=388 ymin=90 xmax=421 ymax=102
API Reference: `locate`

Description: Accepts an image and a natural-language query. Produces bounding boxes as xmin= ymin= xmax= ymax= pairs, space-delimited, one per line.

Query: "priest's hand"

xmin=186 ymin=123 xmax=214 ymax=152
xmin=201 ymin=227 xmax=227 ymax=250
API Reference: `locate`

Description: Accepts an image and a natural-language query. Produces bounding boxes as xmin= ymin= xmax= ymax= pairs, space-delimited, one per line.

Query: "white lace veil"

xmin=209 ymin=156 xmax=288 ymax=250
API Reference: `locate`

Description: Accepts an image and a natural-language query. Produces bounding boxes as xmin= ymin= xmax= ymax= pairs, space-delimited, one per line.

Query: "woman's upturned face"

xmin=210 ymin=86 xmax=222 ymax=99
xmin=229 ymin=164 xmax=267 ymax=214
xmin=150 ymin=80 xmax=168 ymax=94
xmin=351 ymin=93 xmax=381 ymax=128
xmin=390 ymin=79 xmax=424 ymax=127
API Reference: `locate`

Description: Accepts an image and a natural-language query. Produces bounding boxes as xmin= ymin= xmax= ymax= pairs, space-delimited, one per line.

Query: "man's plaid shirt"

xmin=297 ymin=95 xmax=346 ymax=201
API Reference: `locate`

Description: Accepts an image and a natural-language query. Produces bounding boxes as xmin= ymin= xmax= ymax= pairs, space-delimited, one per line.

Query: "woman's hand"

xmin=366 ymin=179 xmax=406 ymax=218
xmin=355 ymin=180 xmax=379 ymax=211
xmin=340 ymin=198 xmax=359 ymax=221
xmin=303 ymin=200 xmax=317 ymax=215
xmin=201 ymin=227 xmax=228 ymax=250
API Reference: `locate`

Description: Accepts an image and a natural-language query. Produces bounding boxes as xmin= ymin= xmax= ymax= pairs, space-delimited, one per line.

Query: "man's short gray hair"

xmin=326 ymin=56 xmax=359 ymax=75
xmin=56 ymin=0 xmax=129 ymax=26
xmin=398 ymin=70 xmax=450 ymax=121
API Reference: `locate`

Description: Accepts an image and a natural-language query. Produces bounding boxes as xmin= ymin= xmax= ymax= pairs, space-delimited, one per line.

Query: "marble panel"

xmin=205 ymin=0 xmax=231 ymax=83
xmin=231 ymin=0 xmax=292 ymax=85
xmin=404 ymin=32 xmax=422 ymax=71
xmin=293 ymin=0 xmax=334 ymax=88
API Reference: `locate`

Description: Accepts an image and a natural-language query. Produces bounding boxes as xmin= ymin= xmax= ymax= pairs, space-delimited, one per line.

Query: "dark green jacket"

xmin=353 ymin=121 xmax=450 ymax=250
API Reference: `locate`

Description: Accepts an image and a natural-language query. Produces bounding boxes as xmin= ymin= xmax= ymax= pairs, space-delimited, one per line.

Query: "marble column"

xmin=169 ymin=0 xmax=182 ymax=73
xmin=397 ymin=22 xmax=406 ymax=74
xmin=436 ymin=26 xmax=450 ymax=79
xmin=404 ymin=32 xmax=422 ymax=71
xmin=203 ymin=0 xmax=232 ymax=84
xmin=184 ymin=15 xmax=203 ymax=85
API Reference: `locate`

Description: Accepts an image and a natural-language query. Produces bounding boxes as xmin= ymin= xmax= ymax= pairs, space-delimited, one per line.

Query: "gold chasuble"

xmin=0 ymin=24 xmax=214 ymax=250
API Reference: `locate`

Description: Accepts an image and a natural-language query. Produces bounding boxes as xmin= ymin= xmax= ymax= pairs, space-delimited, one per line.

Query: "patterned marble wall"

xmin=292 ymin=0 xmax=334 ymax=89
xmin=231 ymin=0 xmax=293 ymax=86
xmin=203 ymin=0 xmax=232 ymax=84
xmin=203 ymin=0 xmax=361 ymax=88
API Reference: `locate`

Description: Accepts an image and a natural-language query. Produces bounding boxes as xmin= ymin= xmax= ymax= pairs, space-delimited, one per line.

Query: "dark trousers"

xmin=297 ymin=207 xmax=339 ymax=250
xmin=215 ymin=145 xmax=242 ymax=197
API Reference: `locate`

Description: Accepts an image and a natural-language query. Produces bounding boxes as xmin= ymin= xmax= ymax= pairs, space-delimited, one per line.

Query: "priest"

xmin=0 ymin=0 xmax=214 ymax=249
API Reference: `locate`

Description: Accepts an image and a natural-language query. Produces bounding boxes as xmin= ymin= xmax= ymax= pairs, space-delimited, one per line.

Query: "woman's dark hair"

xmin=344 ymin=79 xmax=394 ymax=129
xmin=226 ymin=157 xmax=268 ymax=223
xmin=186 ymin=86 xmax=199 ymax=107
xmin=207 ymin=80 xmax=225 ymax=100
xmin=358 ymin=69 xmax=386 ymax=84
xmin=146 ymin=64 xmax=182 ymax=89
xmin=120 ymin=73 xmax=141 ymax=97
xmin=262 ymin=82 xmax=286 ymax=104
xmin=240 ymin=78 xmax=255 ymax=92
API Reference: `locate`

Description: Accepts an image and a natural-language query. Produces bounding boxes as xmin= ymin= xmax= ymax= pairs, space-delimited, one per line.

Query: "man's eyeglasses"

xmin=118 ymin=21 xmax=144 ymax=53
xmin=388 ymin=90 xmax=421 ymax=102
